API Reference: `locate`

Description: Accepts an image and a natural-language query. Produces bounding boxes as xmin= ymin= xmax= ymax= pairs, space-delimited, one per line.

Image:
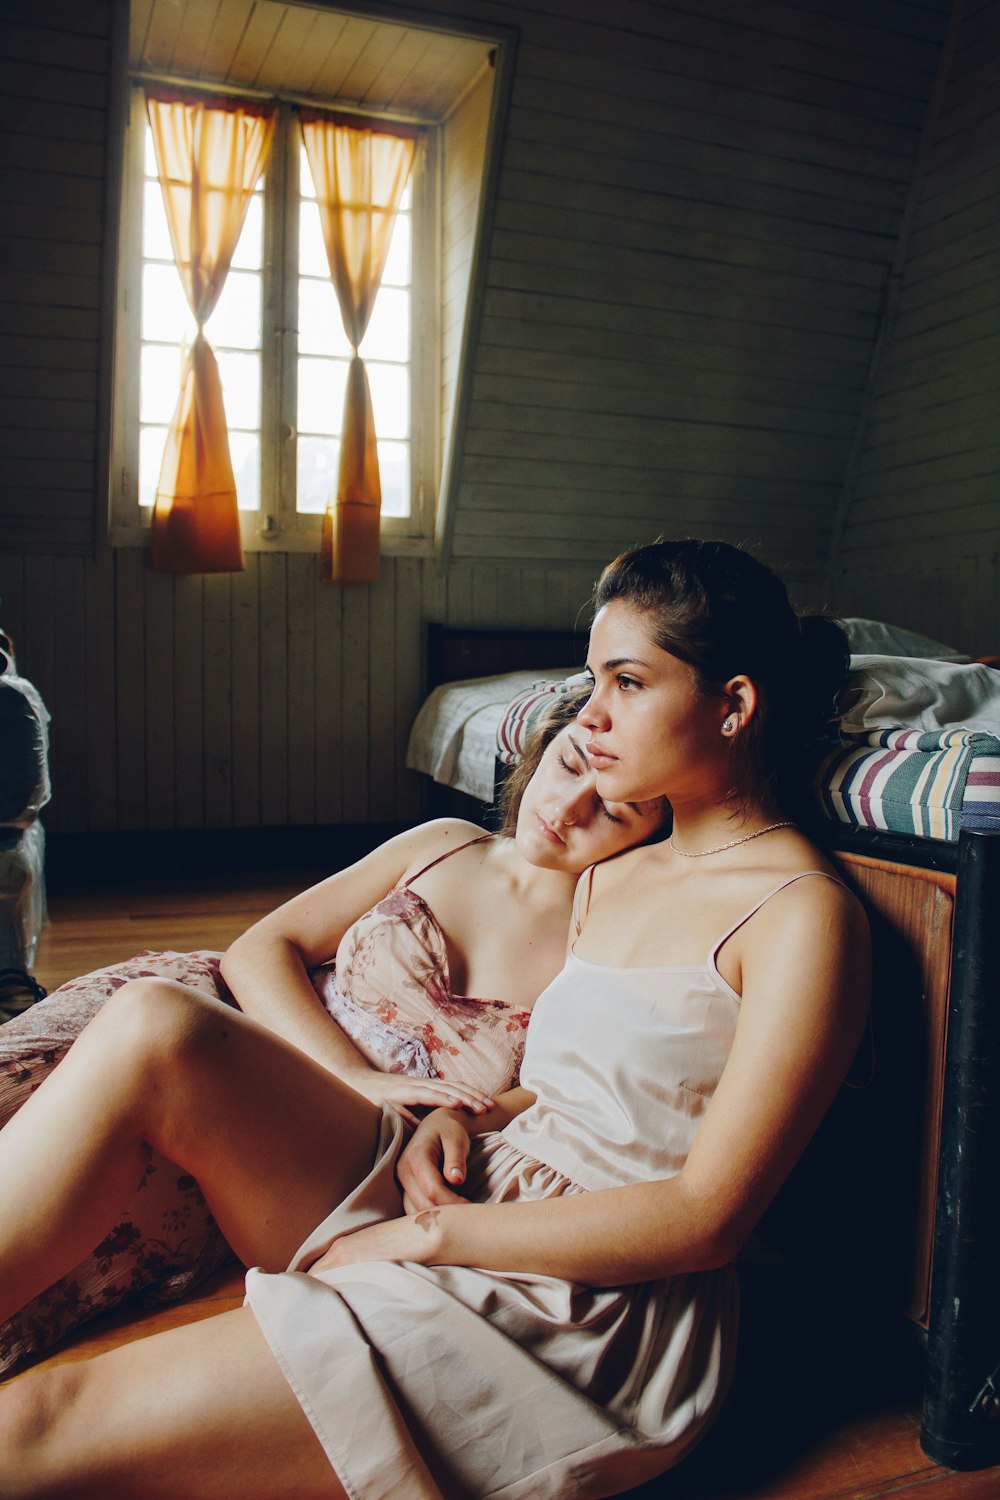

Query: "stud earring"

xmin=722 ymin=716 xmax=736 ymax=734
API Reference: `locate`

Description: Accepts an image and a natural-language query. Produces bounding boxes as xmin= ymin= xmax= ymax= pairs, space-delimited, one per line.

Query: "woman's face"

xmin=578 ymin=600 xmax=731 ymax=807
xmin=515 ymin=721 xmax=666 ymax=873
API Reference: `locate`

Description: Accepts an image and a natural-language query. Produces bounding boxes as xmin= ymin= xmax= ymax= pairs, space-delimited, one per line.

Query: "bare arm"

xmin=220 ymin=820 xmax=497 ymax=1116
xmin=317 ymin=878 xmax=870 ymax=1282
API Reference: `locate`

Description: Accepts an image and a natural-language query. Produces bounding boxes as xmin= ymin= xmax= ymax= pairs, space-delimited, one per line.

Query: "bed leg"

xmin=922 ymin=828 xmax=1000 ymax=1470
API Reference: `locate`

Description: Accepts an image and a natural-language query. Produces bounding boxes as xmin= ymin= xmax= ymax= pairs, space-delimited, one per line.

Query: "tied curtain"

xmin=300 ymin=113 xmax=416 ymax=584
xmin=146 ymin=91 xmax=276 ymax=573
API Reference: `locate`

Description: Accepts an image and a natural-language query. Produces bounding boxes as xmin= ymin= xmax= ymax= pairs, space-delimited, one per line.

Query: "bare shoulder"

xmin=750 ymin=839 xmax=868 ymax=933
xmin=742 ymin=860 xmax=871 ymax=1019
xmin=765 ymin=864 xmax=867 ymax=934
xmin=396 ymin=817 xmax=491 ymax=878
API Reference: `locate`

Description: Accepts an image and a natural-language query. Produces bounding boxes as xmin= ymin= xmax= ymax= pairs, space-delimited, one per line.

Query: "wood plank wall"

xmin=0 ymin=1 xmax=956 ymax=835
xmin=454 ymin=0 xmax=946 ymax=576
xmin=832 ymin=0 xmax=1000 ymax=654
xmin=0 ymin=0 xmax=111 ymax=556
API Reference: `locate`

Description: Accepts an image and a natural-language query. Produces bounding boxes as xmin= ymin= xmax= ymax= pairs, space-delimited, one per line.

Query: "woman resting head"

xmin=226 ymin=676 xmax=668 ymax=1115
xmin=0 ymin=676 xmax=664 ymax=1378
xmin=496 ymin=678 xmax=667 ymax=850
xmin=0 ymin=539 xmax=869 ymax=1500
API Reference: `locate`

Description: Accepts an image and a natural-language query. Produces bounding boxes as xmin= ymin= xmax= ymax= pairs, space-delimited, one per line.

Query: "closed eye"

xmin=599 ymin=801 xmax=624 ymax=824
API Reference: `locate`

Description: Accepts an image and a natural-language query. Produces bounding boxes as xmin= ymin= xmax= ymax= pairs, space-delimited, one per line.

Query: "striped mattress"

xmin=816 ymin=728 xmax=1000 ymax=840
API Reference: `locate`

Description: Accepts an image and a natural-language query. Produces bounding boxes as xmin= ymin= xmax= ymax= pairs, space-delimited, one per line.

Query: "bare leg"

xmin=0 ymin=952 xmax=238 ymax=1375
xmin=0 ymin=979 xmax=384 ymax=1325
xmin=0 ymin=1306 xmax=348 ymax=1498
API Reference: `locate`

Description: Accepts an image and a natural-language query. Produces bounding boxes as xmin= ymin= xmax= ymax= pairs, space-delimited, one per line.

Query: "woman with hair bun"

xmin=0 ymin=539 xmax=868 ymax=1500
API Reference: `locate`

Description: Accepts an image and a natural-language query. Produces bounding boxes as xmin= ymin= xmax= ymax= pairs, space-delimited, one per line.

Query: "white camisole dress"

xmin=245 ymin=872 xmax=837 ymax=1499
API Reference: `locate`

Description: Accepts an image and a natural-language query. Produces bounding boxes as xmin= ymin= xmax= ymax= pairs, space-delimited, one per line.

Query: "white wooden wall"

xmin=832 ymin=0 xmax=1000 ymax=654
xmin=0 ymin=547 xmax=604 ymax=835
xmin=3 ymin=0 xmax=968 ymax=836
xmin=452 ymin=0 xmax=944 ymax=578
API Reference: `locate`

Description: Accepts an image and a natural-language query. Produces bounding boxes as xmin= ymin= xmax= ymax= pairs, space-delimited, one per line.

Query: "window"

xmin=295 ymin=144 xmax=414 ymax=522
xmin=111 ymin=88 xmax=435 ymax=553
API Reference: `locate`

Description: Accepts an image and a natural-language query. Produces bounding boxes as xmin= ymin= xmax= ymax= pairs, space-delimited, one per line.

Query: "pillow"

xmin=839 ymin=618 xmax=968 ymax=662
xmin=496 ymin=673 xmax=591 ymax=764
xmin=841 ymin=655 xmax=1000 ymax=736
xmin=407 ymin=670 xmax=557 ymax=788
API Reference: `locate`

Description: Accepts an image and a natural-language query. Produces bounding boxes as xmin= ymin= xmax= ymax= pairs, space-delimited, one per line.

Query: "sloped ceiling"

xmin=130 ymin=0 xmax=492 ymax=119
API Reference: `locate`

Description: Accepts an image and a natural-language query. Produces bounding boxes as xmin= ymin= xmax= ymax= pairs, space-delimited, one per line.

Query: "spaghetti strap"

xmin=710 ymin=870 xmax=845 ymax=971
xmin=572 ymin=865 xmax=597 ymax=936
xmin=405 ymin=833 xmax=494 ymax=887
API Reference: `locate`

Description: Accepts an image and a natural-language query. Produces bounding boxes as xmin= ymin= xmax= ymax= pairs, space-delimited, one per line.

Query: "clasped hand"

xmin=306 ymin=1109 xmax=472 ymax=1277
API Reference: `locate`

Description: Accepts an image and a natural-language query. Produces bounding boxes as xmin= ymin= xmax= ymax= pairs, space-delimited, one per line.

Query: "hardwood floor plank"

xmin=1 ymin=1266 xmax=246 ymax=1387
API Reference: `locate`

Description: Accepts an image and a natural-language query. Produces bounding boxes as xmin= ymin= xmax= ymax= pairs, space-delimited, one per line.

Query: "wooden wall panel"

xmin=393 ymin=557 xmax=424 ymax=823
xmin=287 ymin=553 xmax=319 ymax=829
xmin=3 ymin=542 xmax=834 ymax=837
xmin=340 ymin=577 xmax=371 ymax=823
xmin=202 ymin=574 xmax=235 ymax=829
xmin=171 ymin=573 xmax=205 ymax=831
xmin=143 ymin=563 xmax=176 ymax=831
xmin=113 ymin=546 xmax=146 ymax=830
xmin=833 ymin=3 xmax=1000 ymax=652
xmin=3 ymin=1 xmax=967 ymax=835
xmin=257 ymin=554 xmax=289 ymax=828
xmin=0 ymin=2 xmax=110 ymax=559
xmin=314 ymin=569 xmax=345 ymax=828
xmin=82 ymin=558 xmax=117 ymax=830
xmin=229 ymin=560 xmax=261 ymax=828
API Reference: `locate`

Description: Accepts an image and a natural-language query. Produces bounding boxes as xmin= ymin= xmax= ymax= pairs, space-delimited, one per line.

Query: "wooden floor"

xmin=5 ymin=867 xmax=1000 ymax=1499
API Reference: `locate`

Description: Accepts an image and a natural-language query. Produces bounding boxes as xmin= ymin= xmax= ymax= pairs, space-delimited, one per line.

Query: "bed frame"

xmin=425 ymin=624 xmax=1000 ymax=1472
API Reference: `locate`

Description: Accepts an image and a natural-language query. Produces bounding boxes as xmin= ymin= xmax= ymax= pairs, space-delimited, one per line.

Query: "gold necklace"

xmin=669 ymin=820 xmax=794 ymax=858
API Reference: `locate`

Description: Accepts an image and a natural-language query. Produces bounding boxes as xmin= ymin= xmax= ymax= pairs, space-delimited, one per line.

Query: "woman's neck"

xmin=667 ymin=797 xmax=784 ymax=858
xmin=494 ymin=835 xmax=582 ymax=907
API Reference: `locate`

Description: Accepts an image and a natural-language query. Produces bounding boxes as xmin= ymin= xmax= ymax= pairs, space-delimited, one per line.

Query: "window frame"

xmin=109 ymin=82 xmax=439 ymax=556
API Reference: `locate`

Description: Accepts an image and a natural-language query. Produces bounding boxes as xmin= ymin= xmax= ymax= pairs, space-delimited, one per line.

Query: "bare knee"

xmin=0 ymin=1364 xmax=87 ymax=1496
xmin=83 ymin=980 xmax=227 ymax=1070
xmin=70 ymin=982 xmax=236 ymax=1136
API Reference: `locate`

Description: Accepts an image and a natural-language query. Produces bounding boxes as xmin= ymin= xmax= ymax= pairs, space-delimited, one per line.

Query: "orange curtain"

xmin=146 ymin=91 xmax=276 ymax=573
xmin=300 ymin=113 xmax=416 ymax=584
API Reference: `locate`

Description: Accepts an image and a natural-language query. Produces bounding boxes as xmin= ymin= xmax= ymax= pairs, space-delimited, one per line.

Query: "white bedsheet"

xmin=406 ymin=670 xmax=561 ymax=802
xmin=842 ymin=655 xmax=1000 ymax=736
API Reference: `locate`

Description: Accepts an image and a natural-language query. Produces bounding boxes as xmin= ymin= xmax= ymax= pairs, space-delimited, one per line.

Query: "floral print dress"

xmin=0 ymin=837 xmax=531 ymax=1374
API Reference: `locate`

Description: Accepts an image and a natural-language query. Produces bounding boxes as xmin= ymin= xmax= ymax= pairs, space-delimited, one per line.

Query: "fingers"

xmin=441 ymin=1127 xmax=469 ymax=1189
xmin=397 ymin=1115 xmax=471 ymax=1213
xmin=415 ymin=1080 xmax=495 ymax=1114
xmin=382 ymin=1079 xmax=495 ymax=1114
xmin=396 ymin=1143 xmax=443 ymax=1212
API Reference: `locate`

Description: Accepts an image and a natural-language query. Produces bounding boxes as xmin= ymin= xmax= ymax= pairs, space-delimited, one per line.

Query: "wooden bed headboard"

xmin=426 ymin=624 xmax=585 ymax=690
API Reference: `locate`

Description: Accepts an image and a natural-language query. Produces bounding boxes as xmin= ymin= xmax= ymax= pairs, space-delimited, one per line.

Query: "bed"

xmin=407 ymin=619 xmax=1000 ymax=1473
